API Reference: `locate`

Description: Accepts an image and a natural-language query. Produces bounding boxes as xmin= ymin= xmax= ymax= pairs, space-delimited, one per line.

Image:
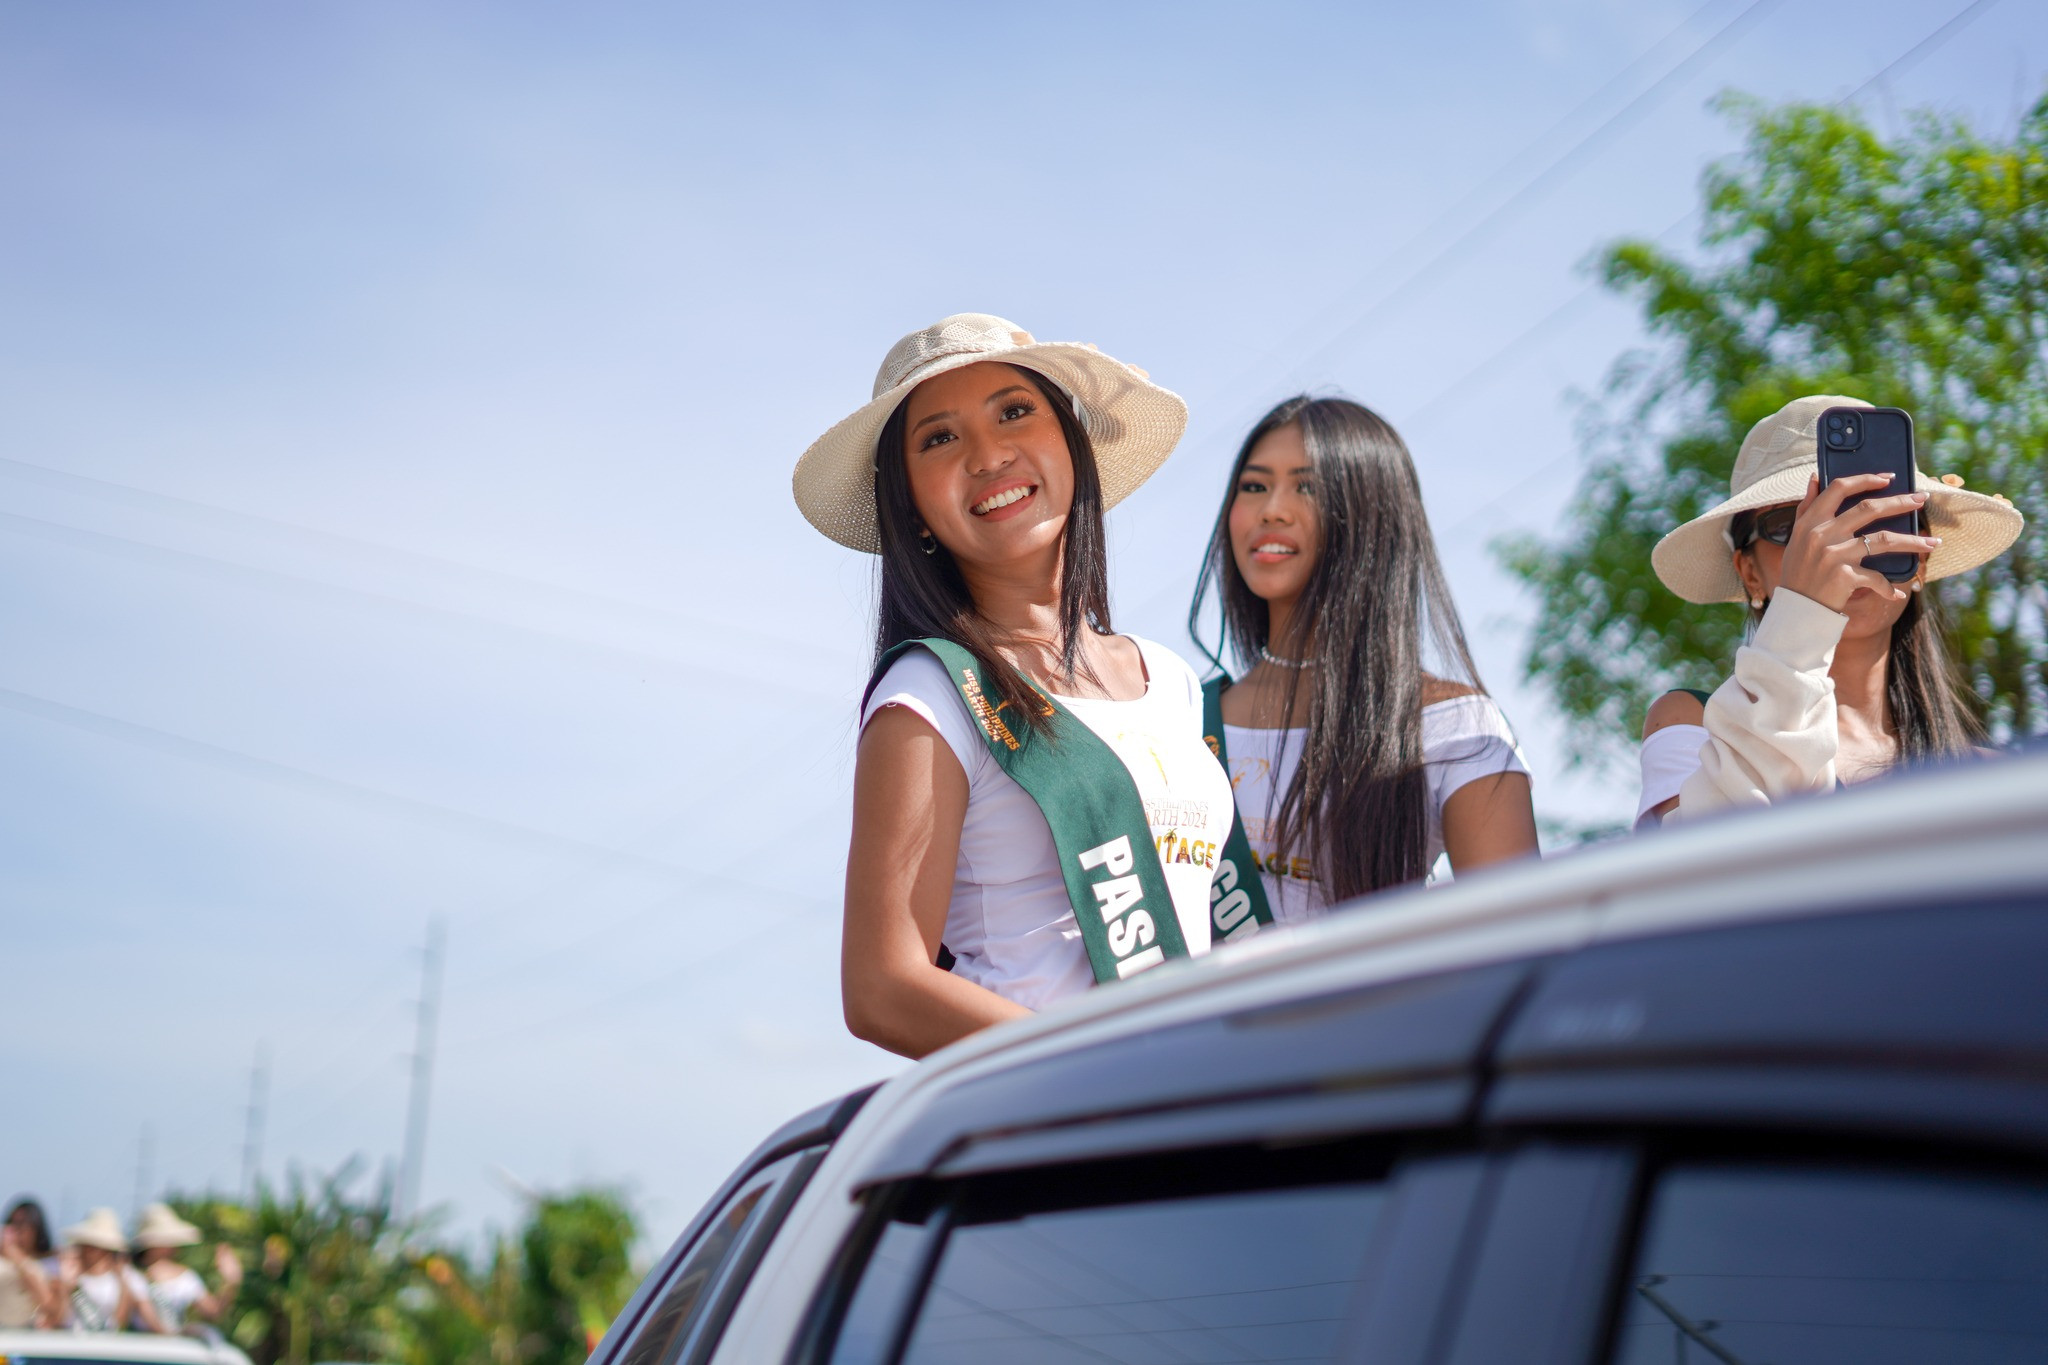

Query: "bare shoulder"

xmin=1421 ymin=673 xmax=1481 ymax=706
xmin=1642 ymin=689 xmax=1707 ymax=739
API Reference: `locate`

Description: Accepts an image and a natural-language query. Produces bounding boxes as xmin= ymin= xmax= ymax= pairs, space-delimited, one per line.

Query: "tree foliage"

xmin=1501 ymin=91 xmax=2048 ymax=762
xmin=171 ymin=1170 xmax=638 ymax=1365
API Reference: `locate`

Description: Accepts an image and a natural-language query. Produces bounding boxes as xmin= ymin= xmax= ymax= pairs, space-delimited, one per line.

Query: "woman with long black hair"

xmin=1191 ymin=395 xmax=1538 ymax=921
xmin=1637 ymin=395 xmax=2023 ymax=825
xmin=797 ymin=314 xmax=1270 ymax=1060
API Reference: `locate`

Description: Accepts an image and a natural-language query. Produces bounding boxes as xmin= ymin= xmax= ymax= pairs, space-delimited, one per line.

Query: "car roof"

xmin=0 ymin=1333 xmax=253 ymax=1365
xmin=849 ymin=745 xmax=2048 ymax=1157
xmin=702 ymin=747 xmax=2048 ymax=1365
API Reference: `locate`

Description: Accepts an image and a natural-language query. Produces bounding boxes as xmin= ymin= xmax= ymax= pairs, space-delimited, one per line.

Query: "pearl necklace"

xmin=1258 ymin=644 xmax=1316 ymax=669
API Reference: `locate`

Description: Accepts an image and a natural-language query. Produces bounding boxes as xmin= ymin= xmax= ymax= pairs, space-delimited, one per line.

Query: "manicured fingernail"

xmin=1928 ymin=537 xmax=1943 ymax=545
xmin=1914 ymin=492 xmax=1928 ymax=501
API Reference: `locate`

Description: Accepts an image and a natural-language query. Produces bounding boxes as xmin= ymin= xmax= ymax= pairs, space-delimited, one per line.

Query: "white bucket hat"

xmin=1652 ymin=394 xmax=2025 ymax=604
xmin=132 ymin=1203 xmax=202 ymax=1249
xmin=792 ymin=312 xmax=1188 ymax=553
xmin=63 ymin=1207 xmax=129 ymax=1253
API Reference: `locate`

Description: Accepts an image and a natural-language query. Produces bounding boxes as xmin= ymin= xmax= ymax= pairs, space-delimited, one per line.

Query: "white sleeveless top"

xmin=861 ymin=637 xmax=1234 ymax=1010
xmin=1223 ymin=693 xmax=1530 ymax=924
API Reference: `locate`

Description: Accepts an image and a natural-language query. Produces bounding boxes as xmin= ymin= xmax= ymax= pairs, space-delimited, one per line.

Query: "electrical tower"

xmin=397 ymin=919 xmax=446 ymax=1222
xmin=240 ymin=1044 xmax=269 ymax=1200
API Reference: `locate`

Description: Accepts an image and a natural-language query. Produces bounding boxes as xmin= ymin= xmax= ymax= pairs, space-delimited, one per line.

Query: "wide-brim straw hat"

xmin=64 ymin=1207 xmax=129 ymax=1253
xmin=1653 ymin=394 xmax=2025 ymax=604
xmin=132 ymin=1203 xmax=202 ymax=1249
xmin=793 ymin=312 xmax=1188 ymax=553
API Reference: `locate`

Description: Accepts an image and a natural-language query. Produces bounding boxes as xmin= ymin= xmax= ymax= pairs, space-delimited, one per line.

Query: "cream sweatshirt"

xmin=1663 ymin=588 xmax=1848 ymax=823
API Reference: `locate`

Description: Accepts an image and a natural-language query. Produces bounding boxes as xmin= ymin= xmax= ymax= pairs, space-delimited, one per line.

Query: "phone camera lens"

xmin=1828 ymin=415 xmax=1844 ymax=429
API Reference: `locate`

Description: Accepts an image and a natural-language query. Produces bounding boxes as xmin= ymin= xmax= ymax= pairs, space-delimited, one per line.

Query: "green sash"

xmin=868 ymin=639 xmax=1271 ymax=985
xmin=1200 ymin=676 xmax=1277 ymax=941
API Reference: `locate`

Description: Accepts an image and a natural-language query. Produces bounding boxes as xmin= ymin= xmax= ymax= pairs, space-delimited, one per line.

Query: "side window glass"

xmin=825 ymin=1218 xmax=934 ymax=1364
xmin=896 ymin=1181 xmax=1386 ymax=1364
xmin=618 ymin=1151 xmax=805 ymax=1365
xmin=1612 ymin=1161 xmax=2048 ymax=1365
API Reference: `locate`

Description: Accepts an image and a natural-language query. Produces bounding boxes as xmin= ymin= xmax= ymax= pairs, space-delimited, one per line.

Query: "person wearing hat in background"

xmin=798 ymin=314 xmax=1264 ymax=1060
xmin=1638 ymin=395 xmax=2024 ymax=826
xmin=132 ymin=1203 xmax=241 ymax=1335
xmin=54 ymin=1208 xmax=163 ymax=1333
xmin=1 ymin=1198 xmax=62 ymax=1328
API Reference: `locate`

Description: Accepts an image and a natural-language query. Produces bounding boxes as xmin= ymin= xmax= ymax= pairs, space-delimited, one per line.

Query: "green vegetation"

xmin=170 ymin=1168 xmax=639 ymax=1365
xmin=1501 ymin=91 xmax=2048 ymax=762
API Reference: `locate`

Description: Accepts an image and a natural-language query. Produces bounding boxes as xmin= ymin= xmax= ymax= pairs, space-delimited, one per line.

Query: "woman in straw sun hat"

xmin=1637 ymin=394 xmax=2023 ymax=826
xmin=799 ymin=313 xmax=1272 ymax=1059
xmin=132 ymin=1202 xmax=242 ymax=1335
xmin=54 ymin=1207 xmax=163 ymax=1333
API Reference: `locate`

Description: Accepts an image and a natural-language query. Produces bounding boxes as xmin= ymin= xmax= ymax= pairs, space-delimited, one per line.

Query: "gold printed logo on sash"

xmin=959 ymin=668 xmax=1020 ymax=751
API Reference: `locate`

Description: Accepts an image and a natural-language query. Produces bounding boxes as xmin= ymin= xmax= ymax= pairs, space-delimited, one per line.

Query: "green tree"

xmin=1501 ymin=91 xmax=2048 ymax=762
xmin=514 ymin=1191 xmax=638 ymax=1365
xmin=176 ymin=1162 xmax=416 ymax=1365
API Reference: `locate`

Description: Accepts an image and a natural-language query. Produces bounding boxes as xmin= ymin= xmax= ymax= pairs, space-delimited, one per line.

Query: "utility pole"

xmin=240 ymin=1045 xmax=269 ymax=1201
xmin=132 ymin=1126 xmax=154 ymax=1217
xmin=397 ymin=919 xmax=446 ymax=1223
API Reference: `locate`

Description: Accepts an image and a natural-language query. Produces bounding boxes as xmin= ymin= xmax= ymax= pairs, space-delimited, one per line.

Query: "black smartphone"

xmin=1816 ymin=405 xmax=1919 ymax=582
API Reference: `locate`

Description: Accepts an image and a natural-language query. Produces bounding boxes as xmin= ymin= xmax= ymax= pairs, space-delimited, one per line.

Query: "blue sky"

xmin=4 ymin=0 xmax=2042 ymax=1250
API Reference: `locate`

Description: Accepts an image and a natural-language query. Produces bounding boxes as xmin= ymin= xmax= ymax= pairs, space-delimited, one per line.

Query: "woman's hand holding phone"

xmin=1777 ymin=473 xmax=1938 ymax=612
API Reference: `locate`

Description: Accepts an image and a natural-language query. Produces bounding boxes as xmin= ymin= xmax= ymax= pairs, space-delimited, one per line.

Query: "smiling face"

xmin=900 ymin=362 xmax=1075 ymax=573
xmin=1228 ymin=421 xmax=1321 ymax=613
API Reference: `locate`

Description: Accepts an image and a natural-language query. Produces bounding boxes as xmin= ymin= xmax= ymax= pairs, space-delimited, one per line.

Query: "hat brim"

xmin=792 ymin=341 xmax=1188 ymax=554
xmin=134 ymin=1229 xmax=202 ymax=1249
xmin=1653 ymin=466 xmax=2025 ymax=603
xmin=65 ymin=1227 xmax=128 ymax=1252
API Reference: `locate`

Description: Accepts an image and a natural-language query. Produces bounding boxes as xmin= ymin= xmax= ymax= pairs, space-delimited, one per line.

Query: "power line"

xmin=1844 ymin=0 xmax=2003 ymax=103
xmin=1261 ymin=0 xmax=1784 ymax=399
xmin=0 ymin=453 xmax=824 ymax=664
xmin=0 ymin=507 xmax=843 ymax=706
xmin=1430 ymin=0 xmax=2015 ymax=543
xmin=0 ymin=680 xmax=809 ymax=897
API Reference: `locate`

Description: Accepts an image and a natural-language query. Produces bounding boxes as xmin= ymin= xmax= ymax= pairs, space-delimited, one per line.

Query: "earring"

xmin=1911 ymin=579 xmax=1924 ymax=593
xmin=1750 ymin=595 xmax=1765 ymax=609
xmin=918 ymin=530 xmax=939 ymax=557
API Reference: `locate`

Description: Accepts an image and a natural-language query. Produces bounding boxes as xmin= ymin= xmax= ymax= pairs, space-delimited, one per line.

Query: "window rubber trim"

xmin=680 ymin=1145 xmax=830 ymax=1365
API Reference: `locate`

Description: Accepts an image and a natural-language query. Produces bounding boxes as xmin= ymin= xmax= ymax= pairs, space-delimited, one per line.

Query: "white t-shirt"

xmin=1223 ymin=692 xmax=1530 ymax=924
xmin=861 ymin=636 xmax=1235 ymax=1009
xmin=69 ymin=1266 xmax=147 ymax=1331
xmin=145 ymin=1266 xmax=206 ymax=1330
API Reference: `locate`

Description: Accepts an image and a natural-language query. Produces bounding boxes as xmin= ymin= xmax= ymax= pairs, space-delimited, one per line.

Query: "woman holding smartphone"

xmin=798 ymin=314 xmax=1266 ymax=1061
xmin=1637 ymin=395 xmax=2023 ymax=825
xmin=1190 ymin=395 xmax=1538 ymax=923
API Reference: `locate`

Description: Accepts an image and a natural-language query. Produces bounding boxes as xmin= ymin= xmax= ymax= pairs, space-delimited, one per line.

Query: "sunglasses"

xmin=1730 ymin=503 xmax=1797 ymax=550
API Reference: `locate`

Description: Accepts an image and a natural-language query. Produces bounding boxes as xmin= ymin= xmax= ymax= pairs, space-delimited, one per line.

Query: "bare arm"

xmin=843 ymin=706 xmax=1031 ymax=1060
xmin=1638 ymin=690 xmax=1707 ymax=826
xmin=2 ymin=1233 xmax=59 ymax=1325
xmin=1440 ymin=771 xmax=1538 ymax=874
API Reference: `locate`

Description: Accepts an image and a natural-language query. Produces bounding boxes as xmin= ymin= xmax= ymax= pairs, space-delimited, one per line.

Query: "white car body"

xmin=705 ymin=748 xmax=2048 ymax=1362
xmin=0 ymin=1331 xmax=253 ymax=1365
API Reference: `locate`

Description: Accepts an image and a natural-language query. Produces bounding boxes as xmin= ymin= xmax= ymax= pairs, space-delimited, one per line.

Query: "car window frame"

xmin=605 ymin=1146 xmax=823 ymax=1365
xmin=794 ymin=1133 xmax=1481 ymax=1365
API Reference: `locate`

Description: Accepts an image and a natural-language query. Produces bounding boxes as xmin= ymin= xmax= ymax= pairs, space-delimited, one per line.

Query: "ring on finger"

xmin=1862 ymin=532 xmax=1875 ymax=554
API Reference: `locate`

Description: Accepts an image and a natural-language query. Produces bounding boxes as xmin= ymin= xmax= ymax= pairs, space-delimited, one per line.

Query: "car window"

xmin=825 ymin=1217 xmax=935 ymax=1364
xmin=1611 ymin=1161 xmax=2048 ymax=1365
xmin=617 ymin=1150 xmax=808 ymax=1365
xmin=893 ymin=1181 xmax=1386 ymax=1364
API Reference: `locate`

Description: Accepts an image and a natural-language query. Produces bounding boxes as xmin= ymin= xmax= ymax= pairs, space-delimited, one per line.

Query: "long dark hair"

xmin=872 ymin=364 xmax=1111 ymax=735
xmin=5 ymin=1198 xmax=52 ymax=1256
xmin=1191 ymin=395 xmax=1485 ymax=899
xmin=1732 ymin=510 xmax=1982 ymax=758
